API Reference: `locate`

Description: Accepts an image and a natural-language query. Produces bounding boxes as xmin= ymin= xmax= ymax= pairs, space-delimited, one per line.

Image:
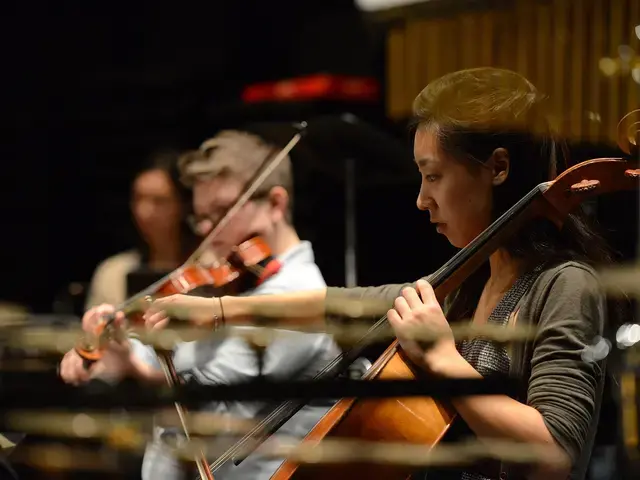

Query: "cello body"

xmin=271 ymin=340 xmax=456 ymax=480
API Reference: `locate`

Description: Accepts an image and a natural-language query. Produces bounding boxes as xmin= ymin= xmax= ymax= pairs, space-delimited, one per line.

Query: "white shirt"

xmin=133 ymin=241 xmax=339 ymax=480
xmin=85 ymin=251 xmax=141 ymax=309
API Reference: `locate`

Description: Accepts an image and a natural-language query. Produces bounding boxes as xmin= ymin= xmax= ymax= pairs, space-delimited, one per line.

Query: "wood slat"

xmin=552 ymin=0 xmax=568 ymax=137
xmin=608 ymin=0 xmax=624 ymax=141
xmin=385 ymin=0 xmax=638 ymax=146
xmin=626 ymin=0 xmax=639 ymax=117
xmin=570 ymin=0 xmax=586 ymax=139
xmin=386 ymin=27 xmax=406 ymax=120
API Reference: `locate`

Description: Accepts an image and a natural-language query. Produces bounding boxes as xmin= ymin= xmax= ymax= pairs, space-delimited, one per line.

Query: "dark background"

xmin=7 ymin=0 xmax=636 ymax=318
xmin=4 ymin=0 xmax=635 ymax=312
xmin=3 ymin=0 xmax=448 ymax=314
xmin=2 ymin=1 xmax=638 ymax=479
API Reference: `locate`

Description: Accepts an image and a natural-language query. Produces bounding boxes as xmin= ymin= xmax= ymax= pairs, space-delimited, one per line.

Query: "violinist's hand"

xmin=82 ymin=303 xmax=120 ymax=333
xmin=79 ymin=304 xmax=133 ymax=383
xmin=88 ymin=337 xmax=134 ymax=383
xmin=143 ymin=294 xmax=221 ymax=331
xmin=387 ymin=279 xmax=463 ymax=375
xmin=59 ymin=349 xmax=91 ymax=385
xmin=59 ymin=304 xmax=119 ymax=385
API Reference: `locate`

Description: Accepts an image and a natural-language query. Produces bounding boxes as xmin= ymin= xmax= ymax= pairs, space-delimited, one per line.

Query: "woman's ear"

xmin=489 ymin=148 xmax=510 ymax=186
xmin=268 ymin=186 xmax=289 ymax=222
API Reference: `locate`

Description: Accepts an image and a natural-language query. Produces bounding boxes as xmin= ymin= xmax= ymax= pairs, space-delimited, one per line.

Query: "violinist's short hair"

xmin=178 ymin=130 xmax=293 ymax=221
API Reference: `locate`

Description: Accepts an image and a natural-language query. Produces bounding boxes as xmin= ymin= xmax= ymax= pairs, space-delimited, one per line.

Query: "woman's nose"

xmin=416 ymin=192 xmax=431 ymax=211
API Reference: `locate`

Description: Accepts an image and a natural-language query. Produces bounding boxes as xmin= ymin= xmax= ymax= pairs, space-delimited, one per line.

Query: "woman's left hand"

xmin=387 ymin=279 xmax=461 ymax=374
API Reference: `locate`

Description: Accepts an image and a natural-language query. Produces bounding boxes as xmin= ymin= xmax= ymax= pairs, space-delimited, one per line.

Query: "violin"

xmin=74 ymin=235 xmax=281 ymax=364
xmin=242 ymin=121 xmax=638 ymax=480
xmin=72 ymin=124 xmax=307 ymax=480
xmin=69 ymin=235 xmax=281 ymax=480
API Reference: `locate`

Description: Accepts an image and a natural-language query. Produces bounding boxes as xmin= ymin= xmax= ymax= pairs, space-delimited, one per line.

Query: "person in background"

xmin=84 ymin=150 xmax=198 ymax=309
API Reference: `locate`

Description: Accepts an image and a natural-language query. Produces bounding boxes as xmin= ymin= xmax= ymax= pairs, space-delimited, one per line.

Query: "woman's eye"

xmin=424 ymin=174 xmax=439 ymax=182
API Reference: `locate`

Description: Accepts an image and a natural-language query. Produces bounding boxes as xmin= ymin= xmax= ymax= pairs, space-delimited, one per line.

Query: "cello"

xmin=73 ymin=124 xmax=307 ymax=480
xmin=259 ymin=121 xmax=640 ymax=479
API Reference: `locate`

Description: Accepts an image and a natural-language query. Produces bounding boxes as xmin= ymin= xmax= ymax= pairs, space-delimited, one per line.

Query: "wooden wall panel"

xmin=385 ymin=0 xmax=640 ymax=145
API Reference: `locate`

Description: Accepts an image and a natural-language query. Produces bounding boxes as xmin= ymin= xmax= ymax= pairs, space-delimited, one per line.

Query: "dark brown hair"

xmin=411 ymin=68 xmax=618 ymax=319
xmin=134 ymin=150 xmax=199 ymax=263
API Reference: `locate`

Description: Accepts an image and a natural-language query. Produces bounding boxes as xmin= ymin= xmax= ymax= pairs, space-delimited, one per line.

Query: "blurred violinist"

xmin=59 ymin=130 xmax=340 ymax=480
xmin=145 ymin=69 xmax=614 ymax=480
xmin=84 ymin=150 xmax=197 ymax=309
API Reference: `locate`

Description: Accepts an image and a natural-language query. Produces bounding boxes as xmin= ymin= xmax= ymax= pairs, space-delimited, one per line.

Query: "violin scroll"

xmin=74 ymin=313 xmax=120 ymax=368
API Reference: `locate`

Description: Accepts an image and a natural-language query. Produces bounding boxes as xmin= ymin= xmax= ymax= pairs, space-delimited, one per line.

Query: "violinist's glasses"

xmin=186 ymin=190 xmax=272 ymax=236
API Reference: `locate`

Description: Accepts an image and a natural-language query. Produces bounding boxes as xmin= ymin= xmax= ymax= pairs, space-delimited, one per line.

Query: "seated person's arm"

xmin=225 ymin=281 xmax=416 ymax=322
xmin=146 ymin=280 xmax=422 ymax=329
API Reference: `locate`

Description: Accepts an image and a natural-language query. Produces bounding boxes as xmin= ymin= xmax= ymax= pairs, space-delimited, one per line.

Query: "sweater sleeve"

xmin=325 ymin=278 xmax=426 ymax=309
xmin=527 ymin=265 xmax=606 ymax=464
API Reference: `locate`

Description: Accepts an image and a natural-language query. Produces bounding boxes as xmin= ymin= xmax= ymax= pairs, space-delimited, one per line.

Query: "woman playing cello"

xmin=146 ymin=68 xmax=613 ymax=480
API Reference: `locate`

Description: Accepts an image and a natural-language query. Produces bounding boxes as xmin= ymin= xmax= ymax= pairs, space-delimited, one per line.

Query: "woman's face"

xmin=131 ymin=169 xmax=182 ymax=243
xmin=413 ymin=128 xmax=497 ymax=248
